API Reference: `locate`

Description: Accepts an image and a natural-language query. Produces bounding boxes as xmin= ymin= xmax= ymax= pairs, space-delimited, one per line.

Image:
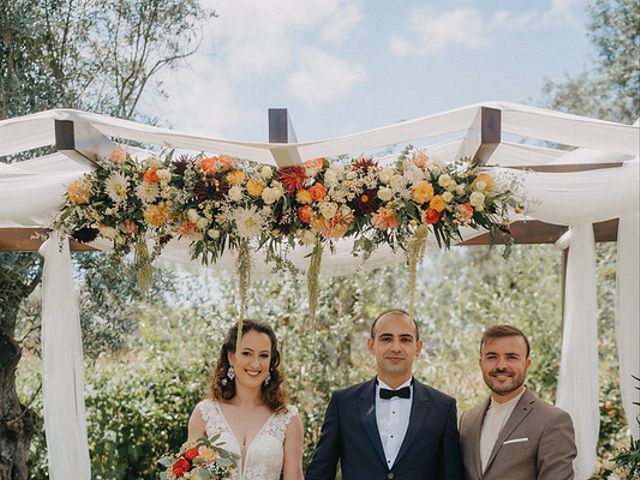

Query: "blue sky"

xmin=145 ymin=0 xmax=592 ymax=144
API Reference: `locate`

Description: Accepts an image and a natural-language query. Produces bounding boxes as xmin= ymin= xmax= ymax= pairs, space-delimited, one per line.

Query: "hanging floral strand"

xmin=236 ymin=239 xmax=252 ymax=353
xmin=406 ymin=224 xmax=429 ymax=323
xmin=307 ymin=239 xmax=324 ymax=323
xmin=134 ymin=238 xmax=153 ymax=294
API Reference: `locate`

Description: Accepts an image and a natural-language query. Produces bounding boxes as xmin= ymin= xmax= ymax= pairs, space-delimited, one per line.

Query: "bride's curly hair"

xmin=209 ymin=319 xmax=288 ymax=413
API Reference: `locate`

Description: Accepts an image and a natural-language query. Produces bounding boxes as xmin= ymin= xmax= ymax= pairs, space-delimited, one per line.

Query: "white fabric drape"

xmin=39 ymin=234 xmax=91 ymax=480
xmin=616 ymin=213 xmax=640 ymax=440
xmin=555 ymin=224 xmax=599 ymax=480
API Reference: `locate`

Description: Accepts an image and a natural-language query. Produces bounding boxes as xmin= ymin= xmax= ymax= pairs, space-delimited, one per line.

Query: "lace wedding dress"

xmin=197 ymin=399 xmax=298 ymax=480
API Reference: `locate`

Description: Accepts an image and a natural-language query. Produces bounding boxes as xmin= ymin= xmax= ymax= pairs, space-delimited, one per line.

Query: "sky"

xmin=143 ymin=0 xmax=593 ymax=144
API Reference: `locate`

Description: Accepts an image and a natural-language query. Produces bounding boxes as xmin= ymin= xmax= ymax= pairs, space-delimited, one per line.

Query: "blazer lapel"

xmin=471 ymin=397 xmax=491 ymax=479
xmin=358 ymin=378 xmax=387 ymax=468
xmin=484 ymin=389 xmax=535 ymax=474
xmin=392 ymin=379 xmax=431 ymax=467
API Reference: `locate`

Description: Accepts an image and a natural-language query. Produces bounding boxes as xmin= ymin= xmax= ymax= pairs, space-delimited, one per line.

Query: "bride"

xmin=188 ymin=319 xmax=304 ymax=480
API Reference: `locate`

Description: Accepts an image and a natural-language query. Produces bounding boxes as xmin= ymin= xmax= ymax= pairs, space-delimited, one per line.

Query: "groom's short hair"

xmin=480 ymin=324 xmax=530 ymax=358
xmin=370 ymin=309 xmax=420 ymax=341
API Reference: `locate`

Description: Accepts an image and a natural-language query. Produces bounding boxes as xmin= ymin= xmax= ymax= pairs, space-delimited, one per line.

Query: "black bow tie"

xmin=379 ymin=386 xmax=411 ymax=400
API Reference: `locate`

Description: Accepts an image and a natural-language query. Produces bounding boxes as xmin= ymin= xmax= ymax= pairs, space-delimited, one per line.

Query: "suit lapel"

xmin=358 ymin=378 xmax=387 ymax=468
xmin=392 ymin=379 xmax=431 ymax=467
xmin=471 ymin=398 xmax=491 ymax=479
xmin=484 ymin=389 xmax=535 ymax=474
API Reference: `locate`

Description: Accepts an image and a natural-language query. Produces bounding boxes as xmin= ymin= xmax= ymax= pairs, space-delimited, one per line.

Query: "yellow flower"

xmin=473 ymin=173 xmax=494 ymax=192
xmin=143 ymin=203 xmax=170 ymax=227
xmin=246 ymin=178 xmax=265 ymax=197
xmin=411 ymin=181 xmax=434 ymax=204
xmin=429 ymin=195 xmax=446 ymax=212
xmin=227 ymin=169 xmax=246 ymax=186
xmin=311 ymin=215 xmax=325 ymax=232
xmin=67 ymin=180 xmax=91 ymax=204
xmin=296 ymin=189 xmax=313 ymax=205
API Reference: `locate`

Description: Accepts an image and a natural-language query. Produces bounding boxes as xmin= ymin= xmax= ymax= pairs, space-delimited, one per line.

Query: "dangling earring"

xmin=264 ymin=372 xmax=271 ymax=386
xmin=227 ymin=365 xmax=235 ymax=381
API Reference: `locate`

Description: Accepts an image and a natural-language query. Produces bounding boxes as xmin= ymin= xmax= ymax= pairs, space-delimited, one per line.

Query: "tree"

xmin=542 ymin=0 xmax=640 ymax=124
xmin=0 ymin=1 xmax=213 ymax=477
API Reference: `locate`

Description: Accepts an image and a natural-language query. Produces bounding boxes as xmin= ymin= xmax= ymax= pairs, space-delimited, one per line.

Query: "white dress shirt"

xmin=375 ymin=377 xmax=413 ymax=468
xmin=479 ymin=388 xmax=526 ymax=471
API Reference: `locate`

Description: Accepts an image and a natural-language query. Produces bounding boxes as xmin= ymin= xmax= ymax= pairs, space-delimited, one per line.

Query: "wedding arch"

xmin=0 ymin=102 xmax=638 ymax=479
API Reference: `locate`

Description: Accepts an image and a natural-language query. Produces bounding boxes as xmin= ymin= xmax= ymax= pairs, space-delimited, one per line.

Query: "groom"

xmin=306 ymin=309 xmax=463 ymax=479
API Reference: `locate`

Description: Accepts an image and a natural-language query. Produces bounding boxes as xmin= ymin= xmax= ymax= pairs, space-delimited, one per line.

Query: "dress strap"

xmin=197 ymin=399 xmax=225 ymax=437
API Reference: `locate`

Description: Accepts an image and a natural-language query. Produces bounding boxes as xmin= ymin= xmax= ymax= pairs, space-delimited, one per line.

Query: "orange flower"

xmin=424 ymin=208 xmax=441 ymax=224
xmin=304 ymin=158 xmax=324 ymax=170
xmin=218 ymin=154 xmax=235 ymax=171
xmin=308 ymin=183 xmax=326 ymax=202
xmin=372 ymin=207 xmax=400 ymax=229
xmin=296 ymin=189 xmax=313 ymax=204
xmin=112 ymin=149 xmax=126 ymax=165
xmin=457 ymin=203 xmax=474 ymax=222
xmin=124 ymin=219 xmax=138 ymax=235
xmin=413 ymin=152 xmax=429 ymax=169
xmin=143 ymin=167 xmax=161 ymax=183
xmin=201 ymin=157 xmax=218 ymax=175
xmin=278 ymin=166 xmax=306 ymax=193
xmin=311 ymin=214 xmax=325 ymax=231
xmin=143 ymin=204 xmax=170 ymax=227
xmin=322 ymin=210 xmax=352 ymax=239
xmin=298 ymin=205 xmax=313 ymax=224
xmin=429 ymin=195 xmax=446 ymax=212
xmin=179 ymin=220 xmax=197 ymax=236
xmin=473 ymin=173 xmax=494 ymax=192
xmin=67 ymin=180 xmax=91 ymax=204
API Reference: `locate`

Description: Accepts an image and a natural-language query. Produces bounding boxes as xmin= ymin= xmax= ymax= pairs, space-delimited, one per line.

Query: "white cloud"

xmin=490 ymin=10 xmax=538 ymax=31
xmin=321 ymin=4 xmax=363 ymax=43
xmin=287 ymin=49 xmax=366 ymax=105
xmin=389 ymin=7 xmax=490 ymax=56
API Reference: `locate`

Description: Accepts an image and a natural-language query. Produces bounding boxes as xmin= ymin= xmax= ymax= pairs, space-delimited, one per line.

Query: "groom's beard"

xmin=484 ymin=367 xmax=525 ymax=396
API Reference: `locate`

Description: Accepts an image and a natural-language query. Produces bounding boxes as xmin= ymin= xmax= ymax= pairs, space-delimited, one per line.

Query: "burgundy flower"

xmin=349 ymin=189 xmax=379 ymax=215
xmin=71 ymin=227 xmax=99 ymax=243
xmin=351 ymin=157 xmax=377 ymax=174
xmin=194 ymin=178 xmax=229 ymax=202
xmin=172 ymin=154 xmax=193 ymax=176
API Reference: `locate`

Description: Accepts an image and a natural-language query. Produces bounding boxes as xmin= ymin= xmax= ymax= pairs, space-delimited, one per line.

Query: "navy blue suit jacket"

xmin=306 ymin=378 xmax=464 ymax=480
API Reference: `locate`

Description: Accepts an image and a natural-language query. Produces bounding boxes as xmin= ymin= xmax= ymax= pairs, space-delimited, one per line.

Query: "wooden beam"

xmin=268 ymin=108 xmax=297 ymax=143
xmin=55 ymin=119 xmax=118 ymax=168
xmin=0 ymin=228 xmax=96 ymax=252
xmin=476 ymin=107 xmax=501 ymax=163
xmin=459 ymin=218 xmax=619 ymax=246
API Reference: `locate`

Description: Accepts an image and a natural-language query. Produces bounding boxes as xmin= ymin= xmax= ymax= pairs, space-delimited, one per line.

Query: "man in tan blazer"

xmin=459 ymin=325 xmax=577 ymax=480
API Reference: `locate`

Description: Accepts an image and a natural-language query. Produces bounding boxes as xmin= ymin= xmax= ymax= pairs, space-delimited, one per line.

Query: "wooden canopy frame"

xmin=0 ymin=107 xmax=620 ymax=252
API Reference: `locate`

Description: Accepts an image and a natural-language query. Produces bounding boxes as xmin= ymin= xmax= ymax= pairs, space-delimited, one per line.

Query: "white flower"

xmin=301 ymin=230 xmax=317 ymax=245
xmin=207 ymin=229 xmax=220 ymax=239
xmin=389 ymin=174 xmax=405 ymax=190
xmin=156 ymin=168 xmax=171 ymax=181
xmin=470 ymin=191 xmax=485 ymax=208
xmin=135 ymin=182 xmax=159 ymax=203
xmin=261 ymin=185 xmax=283 ymax=205
xmin=446 ymin=181 xmax=458 ymax=192
xmin=196 ymin=217 xmax=209 ymax=229
xmin=324 ymin=169 xmax=339 ymax=188
xmin=340 ymin=204 xmax=352 ymax=217
xmin=455 ymin=184 xmax=466 ymax=196
xmin=187 ymin=209 xmax=199 ymax=224
xmin=258 ymin=166 xmax=273 ymax=179
xmin=442 ymin=191 xmax=454 ymax=203
xmin=104 ymin=172 xmax=128 ymax=203
xmin=474 ymin=180 xmax=487 ymax=192
xmin=98 ymin=225 xmax=117 ymax=240
xmin=228 ymin=185 xmax=243 ymax=202
xmin=377 ymin=187 xmax=394 ymax=202
xmin=378 ymin=167 xmax=394 ymax=184
xmin=319 ymin=202 xmax=338 ymax=219
xmin=233 ymin=206 xmax=265 ymax=239
xmin=427 ymin=158 xmax=444 ymax=173
xmin=438 ymin=174 xmax=452 ymax=188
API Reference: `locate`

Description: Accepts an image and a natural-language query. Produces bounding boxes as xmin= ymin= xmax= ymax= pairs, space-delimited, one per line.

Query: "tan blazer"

xmin=459 ymin=388 xmax=577 ymax=480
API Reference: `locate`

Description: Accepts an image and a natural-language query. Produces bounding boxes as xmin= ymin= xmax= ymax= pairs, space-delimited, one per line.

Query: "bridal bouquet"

xmin=158 ymin=434 xmax=238 ymax=480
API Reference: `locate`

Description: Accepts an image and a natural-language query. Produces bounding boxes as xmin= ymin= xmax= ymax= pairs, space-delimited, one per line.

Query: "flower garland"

xmin=54 ymin=146 xmax=523 ymax=322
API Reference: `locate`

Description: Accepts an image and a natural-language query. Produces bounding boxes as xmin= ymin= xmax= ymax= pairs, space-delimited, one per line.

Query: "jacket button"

xmin=387 ymin=474 xmax=394 ymax=479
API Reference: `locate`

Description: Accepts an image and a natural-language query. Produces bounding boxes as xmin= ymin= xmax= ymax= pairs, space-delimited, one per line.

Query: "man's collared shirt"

xmin=375 ymin=377 xmax=413 ymax=468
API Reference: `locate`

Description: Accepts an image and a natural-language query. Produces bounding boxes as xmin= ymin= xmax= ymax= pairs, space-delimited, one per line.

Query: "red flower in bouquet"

xmin=172 ymin=458 xmax=191 ymax=477
xmin=298 ymin=205 xmax=313 ymax=224
xmin=183 ymin=447 xmax=200 ymax=461
xmin=424 ymin=208 xmax=441 ymax=224
xmin=278 ymin=166 xmax=306 ymax=193
xmin=351 ymin=157 xmax=377 ymax=174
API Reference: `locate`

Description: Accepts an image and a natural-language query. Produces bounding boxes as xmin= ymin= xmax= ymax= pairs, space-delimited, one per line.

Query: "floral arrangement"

xmin=54 ymin=145 xmax=523 ymax=321
xmin=157 ymin=434 xmax=238 ymax=479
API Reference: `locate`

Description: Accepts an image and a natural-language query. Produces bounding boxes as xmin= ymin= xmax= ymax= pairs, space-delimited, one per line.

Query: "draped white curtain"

xmin=39 ymin=234 xmax=91 ymax=479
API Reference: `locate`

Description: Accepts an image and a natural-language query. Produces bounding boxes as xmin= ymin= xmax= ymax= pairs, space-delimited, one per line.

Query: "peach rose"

xmin=143 ymin=167 xmax=161 ymax=184
xmin=298 ymin=205 xmax=313 ymax=224
xmin=179 ymin=220 xmax=197 ymax=236
xmin=218 ymin=154 xmax=235 ymax=171
xmin=112 ymin=149 xmax=126 ymax=165
xmin=413 ymin=152 xmax=429 ymax=169
xmin=304 ymin=158 xmax=324 ymax=170
xmin=200 ymin=157 xmax=218 ymax=175
xmin=372 ymin=207 xmax=400 ymax=229
xmin=308 ymin=183 xmax=326 ymax=202
xmin=457 ymin=203 xmax=474 ymax=222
